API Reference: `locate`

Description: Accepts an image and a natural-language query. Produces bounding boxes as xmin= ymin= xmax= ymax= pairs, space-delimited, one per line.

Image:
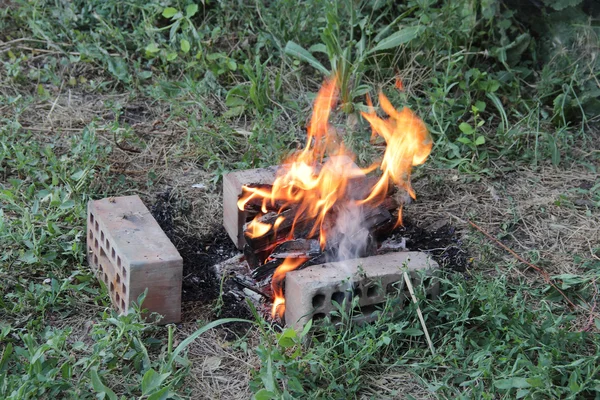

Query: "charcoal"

xmin=269 ymin=239 xmax=321 ymax=259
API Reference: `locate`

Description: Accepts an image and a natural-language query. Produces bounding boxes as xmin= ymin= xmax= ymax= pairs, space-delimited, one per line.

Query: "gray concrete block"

xmin=284 ymin=251 xmax=439 ymax=329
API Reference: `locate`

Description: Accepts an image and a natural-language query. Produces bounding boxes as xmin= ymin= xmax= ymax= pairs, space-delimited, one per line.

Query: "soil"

xmin=151 ymin=190 xmax=253 ymax=328
xmin=151 ymin=189 xmax=467 ymax=326
xmin=391 ymin=217 xmax=469 ymax=272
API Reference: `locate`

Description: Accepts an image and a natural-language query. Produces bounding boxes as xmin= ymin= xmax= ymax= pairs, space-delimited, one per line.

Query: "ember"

xmin=237 ymin=77 xmax=433 ymax=318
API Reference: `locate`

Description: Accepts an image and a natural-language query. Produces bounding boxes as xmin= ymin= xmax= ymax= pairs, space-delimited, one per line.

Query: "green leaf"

xmin=142 ymin=368 xmax=170 ymax=395
xmin=0 ymin=343 xmax=12 ymax=373
xmin=459 ymin=122 xmax=474 ymax=135
xmin=138 ymin=70 xmax=153 ymax=80
xmin=494 ymin=377 xmax=531 ymax=390
xmin=254 ymin=389 xmax=276 ymax=400
xmin=369 ymin=26 xmax=422 ymax=53
xmin=284 ymin=41 xmax=329 ymax=75
xmin=106 ymin=57 xmax=130 ymax=83
xmin=474 ymin=101 xmax=486 ymax=112
xmin=474 ymin=136 xmax=485 ymax=146
xmin=162 ymin=7 xmax=178 ymax=18
xmin=185 ymin=4 xmax=198 ymax=17
xmin=180 ymin=39 xmax=190 ymax=53
xmin=147 ymin=387 xmax=171 ymax=400
xmin=277 ymin=328 xmax=297 ymax=349
xmin=308 ymin=43 xmax=328 ymax=54
xmin=226 ymin=59 xmax=237 ymax=71
xmin=300 ymin=318 xmax=313 ymax=338
xmin=402 ymin=328 xmax=424 ymax=336
xmin=166 ymin=52 xmax=178 ymax=62
xmin=60 ymin=200 xmax=75 ymax=209
xmin=145 ymin=43 xmax=160 ymax=54
xmin=90 ymin=369 xmax=118 ymax=400
xmin=167 ymin=318 xmax=252 ymax=369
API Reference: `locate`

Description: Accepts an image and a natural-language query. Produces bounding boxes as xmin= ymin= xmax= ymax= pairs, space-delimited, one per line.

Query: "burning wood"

xmin=234 ymin=77 xmax=432 ymax=319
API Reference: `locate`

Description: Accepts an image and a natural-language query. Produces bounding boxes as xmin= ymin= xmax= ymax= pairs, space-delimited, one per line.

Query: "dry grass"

xmin=176 ymin=303 xmax=260 ymax=400
xmin=410 ymin=162 xmax=599 ymax=278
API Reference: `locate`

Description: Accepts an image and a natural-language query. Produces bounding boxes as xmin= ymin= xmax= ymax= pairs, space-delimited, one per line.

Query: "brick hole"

xmin=93 ymin=254 xmax=98 ymax=265
xmin=331 ymin=291 xmax=346 ymax=305
xmin=94 ymin=238 xmax=98 ymax=249
xmin=354 ymin=303 xmax=384 ymax=316
xmin=122 ymin=283 xmax=127 ymax=295
xmin=103 ymin=273 xmax=108 ymax=284
xmin=88 ymin=230 xmax=93 ymax=240
xmin=98 ymin=263 xmax=104 ymax=273
xmin=116 ymin=273 xmax=121 ymax=284
xmin=122 ymin=266 xmax=127 ymax=278
xmin=105 ymin=239 xmax=110 ymax=252
xmin=115 ymin=292 xmax=121 ymax=304
xmin=352 ymin=283 xmax=362 ymax=298
xmin=312 ymin=294 xmax=325 ymax=309
xmin=422 ymin=276 xmax=434 ymax=289
xmin=111 ymin=248 xmax=116 ymax=260
xmin=88 ymin=245 xmax=92 ymax=254
xmin=89 ymin=213 xmax=94 ymax=224
xmin=330 ymin=315 xmax=341 ymax=324
xmin=117 ymin=256 xmax=122 ymax=269
xmin=101 ymin=231 xmax=105 ymax=243
xmin=366 ymin=285 xmax=379 ymax=298
xmin=313 ymin=313 xmax=326 ymax=321
xmin=386 ymin=281 xmax=403 ymax=295
xmin=121 ymin=299 xmax=126 ymax=310
xmin=110 ymin=281 xmax=114 ymax=293
xmin=426 ymin=292 xmax=433 ymax=301
xmin=95 ymin=220 xmax=99 ymax=232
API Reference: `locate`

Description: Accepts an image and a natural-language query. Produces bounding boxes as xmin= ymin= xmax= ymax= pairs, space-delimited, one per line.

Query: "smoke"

xmin=328 ymin=202 xmax=373 ymax=268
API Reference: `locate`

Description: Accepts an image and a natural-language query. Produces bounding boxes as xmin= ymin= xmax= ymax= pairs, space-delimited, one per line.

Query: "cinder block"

xmin=284 ymin=252 xmax=439 ymax=329
xmin=223 ymin=155 xmax=362 ymax=249
xmin=223 ymin=166 xmax=279 ymax=249
xmin=87 ymin=195 xmax=182 ymax=324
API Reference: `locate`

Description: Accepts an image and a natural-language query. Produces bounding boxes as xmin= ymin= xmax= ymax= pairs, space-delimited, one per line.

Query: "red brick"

xmin=87 ymin=195 xmax=182 ymax=324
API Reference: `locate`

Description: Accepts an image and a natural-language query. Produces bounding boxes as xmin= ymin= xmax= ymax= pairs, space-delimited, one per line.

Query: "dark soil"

xmin=150 ymin=191 xmax=252 ymax=326
xmin=391 ymin=217 xmax=469 ymax=272
xmin=151 ymin=190 xmax=467 ymax=327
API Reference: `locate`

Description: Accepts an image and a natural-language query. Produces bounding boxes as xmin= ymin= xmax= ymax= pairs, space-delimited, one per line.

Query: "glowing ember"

xmin=238 ymin=77 xmax=432 ymax=318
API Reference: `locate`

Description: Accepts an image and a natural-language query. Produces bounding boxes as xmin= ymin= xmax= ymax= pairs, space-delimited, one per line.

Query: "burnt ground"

xmin=150 ymin=190 xmax=253 ymax=328
xmin=151 ymin=188 xmax=468 ymax=324
xmin=392 ymin=217 xmax=469 ymax=272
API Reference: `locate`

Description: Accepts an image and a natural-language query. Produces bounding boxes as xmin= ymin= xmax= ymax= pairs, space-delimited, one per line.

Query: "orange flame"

xmin=360 ymin=93 xmax=432 ymax=205
xmin=238 ymin=77 xmax=432 ymax=319
xmin=271 ymin=258 xmax=306 ymax=318
xmin=246 ymin=219 xmax=272 ymax=238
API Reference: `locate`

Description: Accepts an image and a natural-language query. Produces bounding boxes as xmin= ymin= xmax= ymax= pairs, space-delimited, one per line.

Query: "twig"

xmin=468 ymin=220 xmax=578 ymax=310
xmin=403 ymin=271 xmax=435 ymax=356
xmin=112 ymin=129 xmax=141 ymax=154
xmin=231 ymin=277 xmax=270 ymax=300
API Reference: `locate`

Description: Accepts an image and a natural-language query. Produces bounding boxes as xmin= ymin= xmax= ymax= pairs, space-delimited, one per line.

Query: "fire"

xmin=270 ymin=258 xmax=306 ymax=318
xmin=360 ymin=93 xmax=432 ymax=204
xmin=238 ymin=77 xmax=432 ymax=319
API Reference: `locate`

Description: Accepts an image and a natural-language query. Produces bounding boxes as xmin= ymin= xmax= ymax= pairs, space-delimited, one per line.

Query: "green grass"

xmin=1 ymin=0 xmax=599 ymax=398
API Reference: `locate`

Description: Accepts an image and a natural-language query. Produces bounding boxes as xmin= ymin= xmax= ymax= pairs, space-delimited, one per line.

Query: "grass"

xmin=1 ymin=0 xmax=599 ymax=398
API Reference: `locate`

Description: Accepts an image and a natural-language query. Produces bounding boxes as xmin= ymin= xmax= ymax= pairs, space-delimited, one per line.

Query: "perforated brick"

xmin=223 ymin=165 xmax=279 ymax=249
xmin=284 ymin=252 xmax=439 ymax=329
xmin=87 ymin=195 xmax=182 ymax=324
xmin=223 ymin=155 xmax=362 ymax=249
